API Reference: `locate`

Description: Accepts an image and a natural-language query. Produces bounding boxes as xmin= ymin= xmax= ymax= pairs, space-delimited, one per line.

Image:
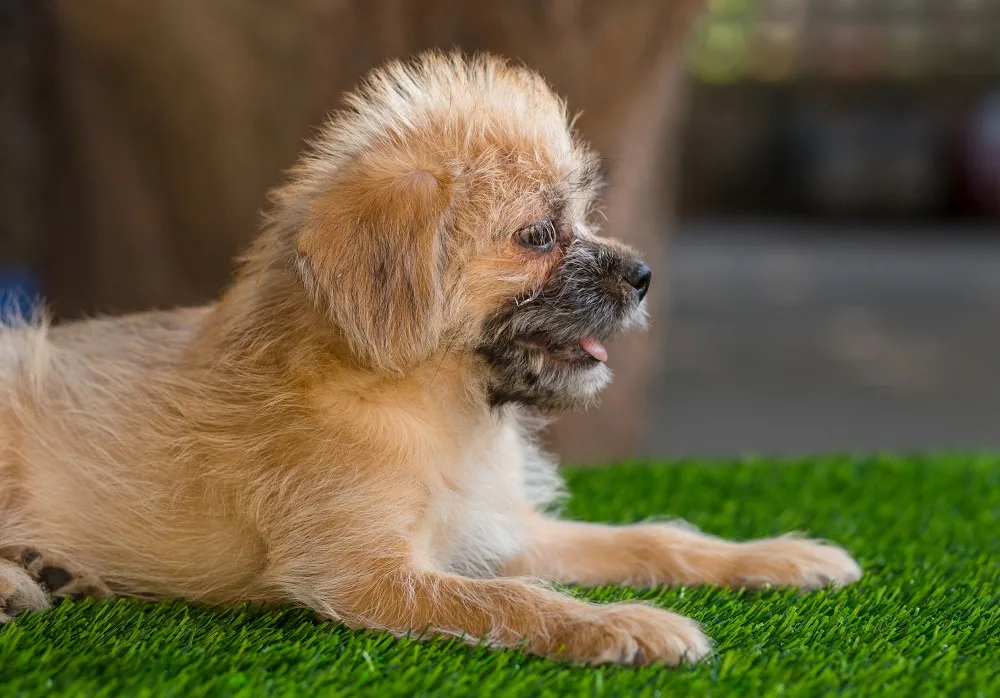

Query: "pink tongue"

xmin=580 ymin=336 xmax=608 ymax=362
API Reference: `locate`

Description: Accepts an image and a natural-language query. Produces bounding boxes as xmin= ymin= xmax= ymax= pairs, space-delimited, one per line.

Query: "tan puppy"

xmin=0 ymin=53 xmax=861 ymax=664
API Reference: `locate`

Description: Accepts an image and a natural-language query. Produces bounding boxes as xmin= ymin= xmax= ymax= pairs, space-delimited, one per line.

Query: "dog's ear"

xmin=295 ymin=154 xmax=451 ymax=373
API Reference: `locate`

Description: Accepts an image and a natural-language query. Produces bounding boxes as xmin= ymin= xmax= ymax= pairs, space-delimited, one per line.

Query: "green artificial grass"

xmin=1 ymin=455 xmax=998 ymax=697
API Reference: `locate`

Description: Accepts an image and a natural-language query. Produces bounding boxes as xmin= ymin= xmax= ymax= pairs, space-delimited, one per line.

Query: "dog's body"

xmin=0 ymin=53 xmax=861 ymax=663
xmin=0 ymin=306 xmax=557 ymax=601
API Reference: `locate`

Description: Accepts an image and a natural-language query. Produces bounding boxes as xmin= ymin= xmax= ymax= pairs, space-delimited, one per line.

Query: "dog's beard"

xmin=476 ymin=240 xmax=648 ymax=411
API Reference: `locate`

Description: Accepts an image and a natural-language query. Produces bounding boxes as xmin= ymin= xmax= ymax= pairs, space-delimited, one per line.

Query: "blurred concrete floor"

xmin=653 ymin=221 xmax=1000 ymax=457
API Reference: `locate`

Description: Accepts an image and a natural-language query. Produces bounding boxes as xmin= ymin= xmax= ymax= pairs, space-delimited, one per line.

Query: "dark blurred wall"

xmin=679 ymin=0 xmax=1000 ymax=223
xmin=2 ymin=0 xmax=706 ymax=463
xmin=0 ymin=0 xmax=54 ymax=311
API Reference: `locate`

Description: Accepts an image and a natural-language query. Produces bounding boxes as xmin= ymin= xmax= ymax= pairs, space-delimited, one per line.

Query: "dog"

xmin=0 ymin=52 xmax=861 ymax=664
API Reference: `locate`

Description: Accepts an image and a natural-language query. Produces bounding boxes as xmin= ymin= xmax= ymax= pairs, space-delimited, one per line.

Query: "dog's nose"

xmin=623 ymin=260 xmax=651 ymax=301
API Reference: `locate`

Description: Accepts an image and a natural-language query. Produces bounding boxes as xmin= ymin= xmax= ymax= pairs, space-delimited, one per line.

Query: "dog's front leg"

xmin=287 ymin=560 xmax=710 ymax=666
xmin=504 ymin=516 xmax=862 ymax=590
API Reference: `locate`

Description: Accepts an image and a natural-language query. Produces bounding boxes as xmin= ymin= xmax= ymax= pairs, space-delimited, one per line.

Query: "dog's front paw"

xmin=732 ymin=536 xmax=862 ymax=590
xmin=555 ymin=603 xmax=712 ymax=666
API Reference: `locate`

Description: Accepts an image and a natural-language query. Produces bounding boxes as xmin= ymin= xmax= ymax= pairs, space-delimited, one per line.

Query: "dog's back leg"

xmin=0 ymin=558 xmax=49 ymax=622
xmin=1 ymin=547 xmax=111 ymax=602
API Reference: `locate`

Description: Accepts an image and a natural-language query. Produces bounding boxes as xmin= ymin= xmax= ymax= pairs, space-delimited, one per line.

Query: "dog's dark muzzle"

xmin=481 ymin=240 xmax=649 ymax=355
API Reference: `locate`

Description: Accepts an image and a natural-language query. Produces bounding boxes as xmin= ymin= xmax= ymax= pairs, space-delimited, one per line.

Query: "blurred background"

xmin=664 ymin=0 xmax=1000 ymax=455
xmin=1 ymin=0 xmax=998 ymax=461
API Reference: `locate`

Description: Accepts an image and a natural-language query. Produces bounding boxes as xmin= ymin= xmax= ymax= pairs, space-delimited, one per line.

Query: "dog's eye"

xmin=517 ymin=221 xmax=557 ymax=251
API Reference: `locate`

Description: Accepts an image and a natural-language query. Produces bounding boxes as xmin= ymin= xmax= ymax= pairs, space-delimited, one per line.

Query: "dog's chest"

xmin=423 ymin=424 xmax=530 ymax=578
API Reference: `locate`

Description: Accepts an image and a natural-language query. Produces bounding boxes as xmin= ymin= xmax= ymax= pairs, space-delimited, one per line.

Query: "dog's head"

xmin=276 ymin=52 xmax=650 ymax=411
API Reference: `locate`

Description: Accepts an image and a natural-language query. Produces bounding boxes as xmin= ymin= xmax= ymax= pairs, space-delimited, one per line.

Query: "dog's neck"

xmin=187 ymin=236 xmax=494 ymax=425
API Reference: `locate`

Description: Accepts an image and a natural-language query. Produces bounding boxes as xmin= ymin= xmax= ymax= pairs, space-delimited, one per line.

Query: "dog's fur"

xmin=0 ymin=53 xmax=861 ymax=665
